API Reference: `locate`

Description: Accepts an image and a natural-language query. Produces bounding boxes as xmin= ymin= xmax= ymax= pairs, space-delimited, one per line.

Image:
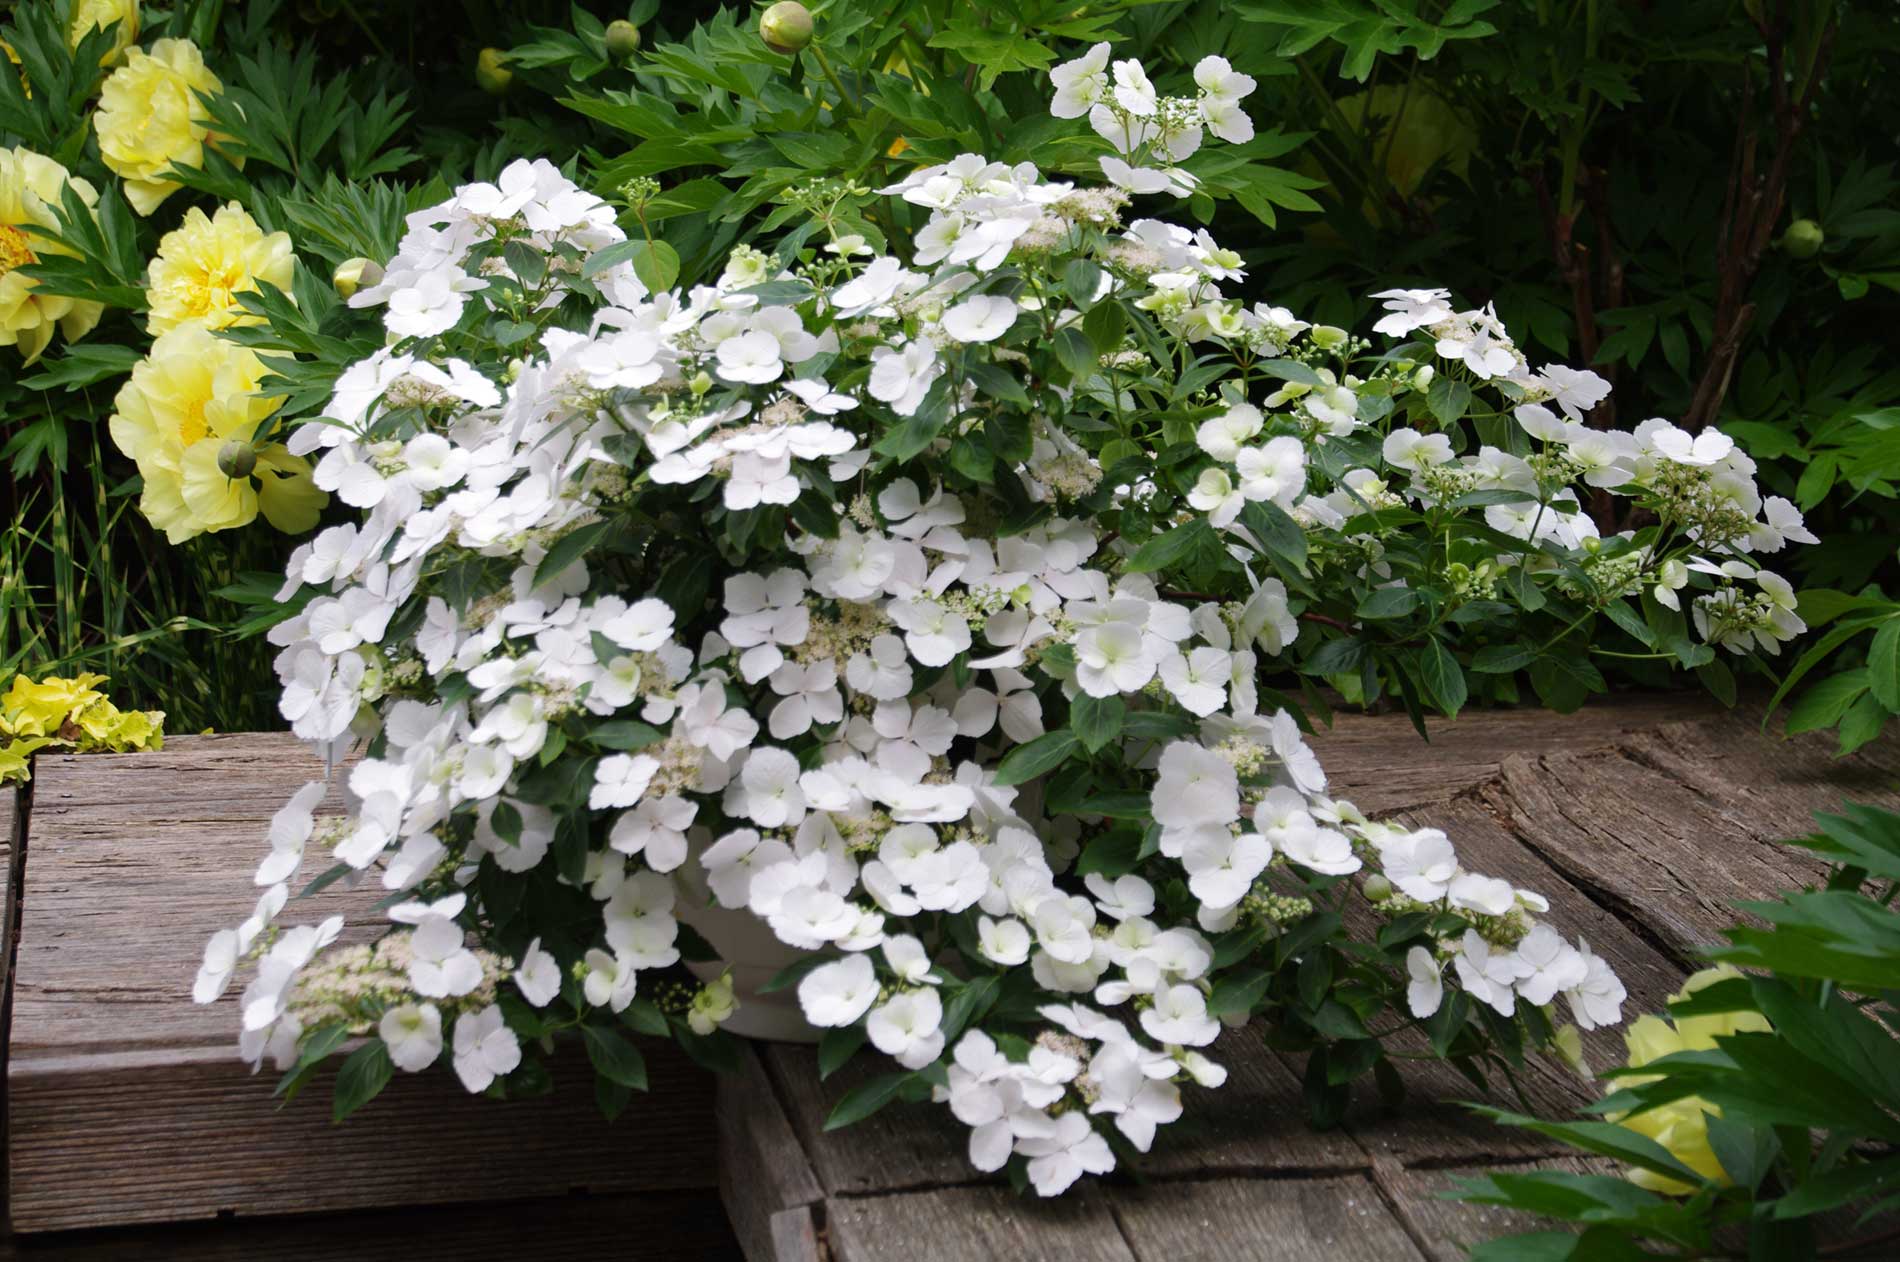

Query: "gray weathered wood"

xmin=826 ymin=1186 xmax=1135 ymax=1262
xmin=768 ymin=1206 xmax=826 ymax=1262
xmin=7 ymin=738 xmax=717 ymax=1232
xmin=1309 ymin=693 xmax=1707 ymax=816
xmin=720 ymin=1043 xmax=826 ymax=1261
xmin=1372 ymin=1157 xmax=1611 ymax=1262
xmin=1111 ymin=1176 xmax=1428 ymax=1262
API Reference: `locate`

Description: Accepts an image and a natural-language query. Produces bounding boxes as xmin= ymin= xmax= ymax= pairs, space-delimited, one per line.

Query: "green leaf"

xmin=1468 ymin=1108 xmax=1714 ymax=1190
xmin=1427 ymin=376 xmax=1472 ymax=425
xmin=1051 ymin=326 xmax=1096 ymax=383
xmin=1125 ymin=520 xmax=1211 ymax=574
xmin=1238 ymin=499 xmax=1310 ymax=573
xmin=332 ymin=1039 xmax=394 ymax=1123
xmin=591 ymin=719 xmax=664 ymax=751
xmin=587 ymin=238 xmax=681 ymax=292
xmin=822 ymin=1072 xmax=912 ymax=1131
xmin=1071 ymin=694 xmax=1124 ymax=753
xmin=1074 ymin=828 xmax=1143 ymax=879
xmin=1471 ymin=643 xmax=1537 ymax=674
xmin=1357 ymin=585 xmax=1420 ymax=620
xmin=1207 ymin=967 xmax=1272 ymax=1018
xmin=819 ymin=1024 xmax=869 ymax=1079
xmin=1867 ymin=620 xmax=1900 ymax=713
xmin=619 ymin=998 xmax=670 ymax=1039
xmin=993 ymin=729 xmax=1080 ymax=787
xmin=582 ymin=1025 xmax=649 ymax=1090
xmin=534 ymin=520 xmax=612 ymax=587
xmin=1421 ymin=639 xmax=1468 ymax=716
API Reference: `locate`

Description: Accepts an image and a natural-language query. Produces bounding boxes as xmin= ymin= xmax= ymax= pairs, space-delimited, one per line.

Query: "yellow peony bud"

xmin=333 ymin=256 xmax=382 ymax=299
xmin=217 ymin=439 xmax=257 ymax=479
xmin=605 ymin=19 xmax=641 ymax=58
xmin=760 ymin=2 xmax=814 ymax=55
xmin=68 ymin=0 xmax=139 ymax=66
xmin=1781 ymin=218 xmax=1824 ymax=259
xmin=476 ymin=48 xmax=514 ymax=95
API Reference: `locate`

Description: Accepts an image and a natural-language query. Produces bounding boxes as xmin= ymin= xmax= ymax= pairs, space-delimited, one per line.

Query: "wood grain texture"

xmin=1131 ymin=1025 xmax=1367 ymax=1177
xmin=7 ymin=737 xmax=718 ymax=1233
xmin=1309 ymin=693 xmax=1707 ymax=816
xmin=9 ymin=1040 xmax=716 ymax=1232
xmin=1110 ymin=1176 xmax=1427 ymax=1262
xmin=1373 ymin=1158 xmax=1611 ymax=1262
xmin=719 ymin=1043 xmax=825 ymax=1261
xmin=826 ymin=1186 xmax=1135 ymax=1262
xmin=768 ymin=1206 xmax=826 ymax=1262
xmin=761 ymin=1042 xmax=972 ymax=1196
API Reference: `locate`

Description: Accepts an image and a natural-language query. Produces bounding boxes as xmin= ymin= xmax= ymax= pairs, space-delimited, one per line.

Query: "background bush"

xmin=2 ymin=0 xmax=1894 ymax=736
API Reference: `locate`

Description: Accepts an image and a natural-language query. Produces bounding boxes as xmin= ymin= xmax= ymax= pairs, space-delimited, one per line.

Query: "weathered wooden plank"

xmin=767 ymin=1206 xmax=826 ymax=1262
xmin=0 ymin=1189 xmax=743 ymax=1261
xmin=7 ymin=738 xmax=717 ymax=1232
xmin=1110 ymin=1176 xmax=1427 ymax=1262
xmin=1637 ymin=709 xmax=1900 ymax=840
xmin=760 ymin=1042 xmax=969 ymax=1195
xmin=8 ymin=1040 xmax=714 ymax=1232
xmin=1491 ymin=741 xmax=1829 ymax=959
xmin=721 ymin=1043 xmax=826 ymax=1262
xmin=825 ymin=1186 xmax=1135 ymax=1262
xmin=1129 ymin=1025 xmax=1368 ymax=1177
xmin=1372 ymin=1157 xmax=1611 ymax=1262
xmin=1310 ymin=694 xmax=1707 ymax=816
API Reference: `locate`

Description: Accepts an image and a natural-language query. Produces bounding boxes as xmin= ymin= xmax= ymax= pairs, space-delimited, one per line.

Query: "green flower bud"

xmin=690 ymin=369 xmax=713 ymax=395
xmin=1311 ymin=324 xmax=1349 ymax=350
xmin=1582 ymin=536 xmax=1602 ymax=555
xmin=605 ymin=19 xmax=641 ymax=58
xmin=1363 ymin=874 xmax=1393 ymax=903
xmin=1411 ymin=364 xmax=1435 ymax=391
xmin=217 ymin=440 xmax=258 ymax=480
xmin=476 ymin=47 xmax=514 ymax=95
xmin=332 ymin=256 xmax=381 ymax=300
xmin=1781 ymin=217 xmax=1824 ymax=259
xmin=759 ymin=1 xmax=814 ymax=55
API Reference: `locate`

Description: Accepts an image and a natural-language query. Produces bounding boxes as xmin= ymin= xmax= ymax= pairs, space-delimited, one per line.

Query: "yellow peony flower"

xmin=94 ymin=38 xmax=223 ymax=216
xmin=69 ymin=0 xmax=140 ymax=66
xmin=108 ymin=324 xmax=326 ymax=542
xmin=145 ymin=202 xmax=294 ymax=334
xmin=0 ymin=146 xmax=106 ymax=363
xmin=1612 ymin=966 xmax=1773 ymax=1195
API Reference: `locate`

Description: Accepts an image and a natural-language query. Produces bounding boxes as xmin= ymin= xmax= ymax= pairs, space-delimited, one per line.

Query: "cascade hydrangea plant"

xmin=198 ymin=50 xmax=1817 ymax=1195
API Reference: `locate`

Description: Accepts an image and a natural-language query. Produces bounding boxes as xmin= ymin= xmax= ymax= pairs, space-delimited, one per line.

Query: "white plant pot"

xmin=676 ymin=899 xmax=821 ymax=1043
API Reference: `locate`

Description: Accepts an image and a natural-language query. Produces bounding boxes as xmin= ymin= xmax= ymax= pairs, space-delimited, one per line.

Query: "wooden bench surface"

xmin=1 ymin=696 xmax=1894 ymax=1258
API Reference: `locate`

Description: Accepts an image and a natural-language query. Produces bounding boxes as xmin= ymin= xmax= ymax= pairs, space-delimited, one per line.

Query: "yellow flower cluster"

xmin=0 ymin=672 xmax=164 ymax=785
xmin=0 ymin=147 xmax=106 ymax=363
xmin=145 ymin=202 xmax=293 ymax=334
xmin=94 ymin=37 xmax=224 ymax=216
xmin=16 ymin=8 xmax=322 ymax=545
xmin=109 ymin=325 xmax=323 ymax=543
xmin=1611 ymin=965 xmax=1773 ymax=1195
